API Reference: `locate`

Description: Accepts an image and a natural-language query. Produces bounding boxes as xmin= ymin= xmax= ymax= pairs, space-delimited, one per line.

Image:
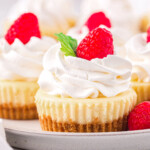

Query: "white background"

xmin=0 ymin=0 xmax=17 ymax=24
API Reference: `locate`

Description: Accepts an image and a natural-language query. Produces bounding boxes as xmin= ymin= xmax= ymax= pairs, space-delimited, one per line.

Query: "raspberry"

xmin=85 ymin=12 xmax=111 ymax=32
xmin=5 ymin=13 xmax=41 ymax=45
xmin=128 ymin=101 xmax=150 ymax=130
xmin=147 ymin=27 xmax=150 ymax=43
xmin=76 ymin=27 xmax=114 ymax=60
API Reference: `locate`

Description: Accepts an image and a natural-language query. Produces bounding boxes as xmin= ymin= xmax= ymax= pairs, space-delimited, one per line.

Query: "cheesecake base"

xmin=0 ymin=103 xmax=38 ymax=120
xmin=39 ymin=115 xmax=128 ymax=132
xmin=0 ymin=80 xmax=39 ymax=120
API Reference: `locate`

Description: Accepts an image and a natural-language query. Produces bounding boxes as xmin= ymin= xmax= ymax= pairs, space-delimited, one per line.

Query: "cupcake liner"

xmin=132 ymin=82 xmax=150 ymax=105
xmin=0 ymin=80 xmax=39 ymax=120
xmin=35 ymin=89 xmax=137 ymax=132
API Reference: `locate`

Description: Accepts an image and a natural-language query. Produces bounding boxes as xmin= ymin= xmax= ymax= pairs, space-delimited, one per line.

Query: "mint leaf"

xmin=55 ymin=33 xmax=77 ymax=57
xmin=69 ymin=36 xmax=77 ymax=52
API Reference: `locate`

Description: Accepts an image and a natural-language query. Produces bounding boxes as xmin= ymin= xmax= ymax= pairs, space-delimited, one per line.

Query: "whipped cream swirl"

xmin=126 ymin=33 xmax=150 ymax=82
xmin=0 ymin=37 xmax=56 ymax=81
xmin=38 ymin=44 xmax=132 ymax=98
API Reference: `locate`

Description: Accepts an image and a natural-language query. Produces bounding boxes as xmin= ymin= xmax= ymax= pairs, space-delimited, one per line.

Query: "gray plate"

xmin=3 ymin=120 xmax=150 ymax=150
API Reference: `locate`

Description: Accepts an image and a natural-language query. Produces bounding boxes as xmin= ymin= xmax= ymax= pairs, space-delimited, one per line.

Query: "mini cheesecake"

xmin=35 ymin=28 xmax=137 ymax=132
xmin=126 ymin=29 xmax=150 ymax=105
xmin=0 ymin=13 xmax=56 ymax=120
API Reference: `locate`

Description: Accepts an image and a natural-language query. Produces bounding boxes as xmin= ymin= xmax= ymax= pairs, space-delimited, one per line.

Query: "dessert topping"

xmin=76 ymin=27 xmax=114 ymax=60
xmin=5 ymin=13 xmax=41 ymax=45
xmin=85 ymin=12 xmax=111 ymax=32
xmin=128 ymin=101 xmax=150 ymax=130
xmin=55 ymin=33 xmax=77 ymax=57
xmin=147 ymin=27 xmax=150 ymax=43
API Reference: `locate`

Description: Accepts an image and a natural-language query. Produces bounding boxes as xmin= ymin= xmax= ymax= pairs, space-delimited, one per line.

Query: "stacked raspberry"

xmin=85 ymin=12 xmax=111 ymax=32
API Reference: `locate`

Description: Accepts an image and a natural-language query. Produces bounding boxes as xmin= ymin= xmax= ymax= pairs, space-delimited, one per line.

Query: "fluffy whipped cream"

xmin=126 ymin=33 xmax=150 ymax=82
xmin=0 ymin=37 xmax=56 ymax=81
xmin=6 ymin=0 xmax=75 ymax=30
xmin=38 ymin=44 xmax=132 ymax=98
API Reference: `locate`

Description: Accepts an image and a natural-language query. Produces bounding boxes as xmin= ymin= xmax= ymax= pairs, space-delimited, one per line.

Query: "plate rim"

xmin=5 ymin=127 xmax=150 ymax=137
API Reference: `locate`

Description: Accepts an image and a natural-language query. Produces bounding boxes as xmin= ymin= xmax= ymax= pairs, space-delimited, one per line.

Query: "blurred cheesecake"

xmin=78 ymin=0 xmax=140 ymax=42
xmin=140 ymin=13 xmax=150 ymax=32
xmin=4 ymin=0 xmax=76 ymax=38
xmin=0 ymin=13 xmax=57 ymax=120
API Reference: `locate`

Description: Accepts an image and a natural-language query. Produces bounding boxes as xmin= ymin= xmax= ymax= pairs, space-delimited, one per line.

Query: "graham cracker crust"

xmin=0 ymin=103 xmax=38 ymax=120
xmin=39 ymin=115 xmax=128 ymax=132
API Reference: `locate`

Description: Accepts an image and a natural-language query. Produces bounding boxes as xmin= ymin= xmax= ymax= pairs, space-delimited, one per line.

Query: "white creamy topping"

xmin=126 ymin=33 xmax=150 ymax=82
xmin=0 ymin=37 xmax=56 ymax=81
xmin=7 ymin=0 xmax=75 ymax=30
xmin=38 ymin=44 xmax=132 ymax=98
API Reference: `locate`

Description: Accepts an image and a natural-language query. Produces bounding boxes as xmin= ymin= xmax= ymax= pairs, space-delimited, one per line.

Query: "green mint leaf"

xmin=68 ymin=36 xmax=78 ymax=52
xmin=55 ymin=33 xmax=77 ymax=57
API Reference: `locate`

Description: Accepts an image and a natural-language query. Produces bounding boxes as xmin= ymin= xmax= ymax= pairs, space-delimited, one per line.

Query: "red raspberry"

xmin=5 ymin=13 xmax=41 ymax=45
xmin=76 ymin=27 xmax=114 ymax=60
xmin=147 ymin=27 xmax=150 ymax=43
xmin=85 ymin=12 xmax=111 ymax=32
xmin=128 ymin=101 xmax=150 ymax=130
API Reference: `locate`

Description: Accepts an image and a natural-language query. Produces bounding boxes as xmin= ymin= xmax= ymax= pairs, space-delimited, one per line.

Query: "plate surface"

xmin=3 ymin=119 xmax=150 ymax=150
